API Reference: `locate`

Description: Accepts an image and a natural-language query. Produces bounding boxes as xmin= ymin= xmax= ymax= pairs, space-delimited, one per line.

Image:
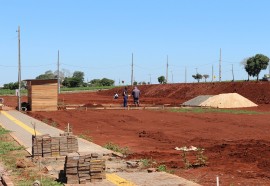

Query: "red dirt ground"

xmin=4 ymin=81 xmax=270 ymax=185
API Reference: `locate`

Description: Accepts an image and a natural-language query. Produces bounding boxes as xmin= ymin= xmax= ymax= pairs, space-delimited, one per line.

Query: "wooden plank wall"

xmin=30 ymin=83 xmax=58 ymax=111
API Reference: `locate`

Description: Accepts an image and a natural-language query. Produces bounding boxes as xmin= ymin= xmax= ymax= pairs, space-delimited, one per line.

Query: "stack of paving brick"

xmin=32 ymin=133 xmax=78 ymax=157
xmin=60 ymin=132 xmax=79 ymax=154
xmin=51 ymin=137 xmax=60 ymax=157
xmin=42 ymin=135 xmax=52 ymax=157
xmin=67 ymin=135 xmax=78 ymax=153
xmin=64 ymin=152 xmax=106 ymax=184
xmin=59 ymin=136 xmax=68 ymax=156
xmin=32 ymin=135 xmax=43 ymax=157
xmin=89 ymin=153 xmax=106 ymax=182
xmin=65 ymin=152 xmax=80 ymax=184
xmin=78 ymin=153 xmax=91 ymax=184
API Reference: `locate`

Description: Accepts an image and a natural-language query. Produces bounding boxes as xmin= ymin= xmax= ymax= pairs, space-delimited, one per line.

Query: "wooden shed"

xmin=25 ymin=79 xmax=58 ymax=111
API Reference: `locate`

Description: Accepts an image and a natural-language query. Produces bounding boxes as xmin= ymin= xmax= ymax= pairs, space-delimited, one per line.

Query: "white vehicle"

xmin=262 ymin=74 xmax=270 ymax=81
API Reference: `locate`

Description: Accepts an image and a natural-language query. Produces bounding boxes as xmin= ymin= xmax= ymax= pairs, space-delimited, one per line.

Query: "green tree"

xmin=90 ymin=79 xmax=101 ymax=86
xmin=72 ymin=71 xmax=84 ymax=86
xmin=192 ymin=73 xmax=203 ymax=83
xmin=245 ymin=54 xmax=269 ymax=81
xmin=99 ymin=78 xmax=114 ymax=86
xmin=36 ymin=70 xmax=55 ymax=80
xmin=3 ymin=82 xmax=18 ymax=90
xmin=158 ymin=76 xmax=166 ymax=84
xmin=62 ymin=77 xmax=71 ymax=87
xmin=3 ymin=82 xmax=26 ymax=90
xmin=69 ymin=77 xmax=81 ymax=87
xmin=203 ymin=74 xmax=209 ymax=82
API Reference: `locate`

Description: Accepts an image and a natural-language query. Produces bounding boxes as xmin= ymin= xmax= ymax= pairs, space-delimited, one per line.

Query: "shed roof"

xmin=24 ymin=79 xmax=58 ymax=85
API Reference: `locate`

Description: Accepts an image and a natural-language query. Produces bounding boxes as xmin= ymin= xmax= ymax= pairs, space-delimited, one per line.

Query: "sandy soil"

xmin=3 ymin=81 xmax=270 ymax=185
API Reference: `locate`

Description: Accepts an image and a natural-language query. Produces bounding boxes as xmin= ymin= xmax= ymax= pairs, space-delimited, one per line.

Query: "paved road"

xmin=0 ymin=110 xmax=201 ymax=186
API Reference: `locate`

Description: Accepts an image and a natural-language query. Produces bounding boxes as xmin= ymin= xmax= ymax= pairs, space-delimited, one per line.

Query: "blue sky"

xmin=1 ymin=0 xmax=270 ymax=86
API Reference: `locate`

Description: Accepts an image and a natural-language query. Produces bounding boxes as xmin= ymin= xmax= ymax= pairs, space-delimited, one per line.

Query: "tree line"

xmin=3 ymin=53 xmax=269 ymax=89
xmin=191 ymin=53 xmax=269 ymax=83
xmin=3 ymin=70 xmax=115 ymax=90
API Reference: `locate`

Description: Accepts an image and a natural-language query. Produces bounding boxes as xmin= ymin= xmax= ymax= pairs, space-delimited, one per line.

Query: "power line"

xmin=133 ymin=64 xmax=163 ymax=70
xmin=61 ymin=63 xmax=128 ymax=69
xmin=0 ymin=63 xmax=55 ymax=68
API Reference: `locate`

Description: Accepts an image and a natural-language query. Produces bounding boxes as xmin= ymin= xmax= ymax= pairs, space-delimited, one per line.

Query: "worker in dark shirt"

xmin=132 ymin=86 xmax=141 ymax=107
xmin=122 ymin=87 xmax=128 ymax=107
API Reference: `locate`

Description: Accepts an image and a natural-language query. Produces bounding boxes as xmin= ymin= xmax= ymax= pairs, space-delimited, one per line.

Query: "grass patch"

xmin=0 ymin=89 xmax=27 ymax=95
xmin=103 ymin=142 xmax=130 ymax=155
xmin=0 ymin=142 xmax=24 ymax=155
xmin=0 ymin=126 xmax=63 ymax=185
xmin=77 ymin=130 xmax=92 ymax=142
xmin=78 ymin=134 xmax=92 ymax=142
xmin=157 ymin=164 xmax=174 ymax=174
xmin=181 ymin=148 xmax=208 ymax=169
xmin=170 ymin=107 xmax=260 ymax=114
xmin=140 ymin=158 xmax=156 ymax=168
xmin=0 ymin=127 xmax=11 ymax=135
xmin=60 ymin=86 xmax=115 ymax=92
xmin=157 ymin=164 xmax=167 ymax=172
xmin=50 ymin=121 xmax=59 ymax=128
xmin=17 ymin=178 xmax=63 ymax=186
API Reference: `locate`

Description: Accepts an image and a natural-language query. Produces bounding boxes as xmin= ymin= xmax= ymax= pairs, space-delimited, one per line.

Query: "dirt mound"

xmin=182 ymin=95 xmax=213 ymax=106
xmin=183 ymin=93 xmax=258 ymax=108
xmin=201 ymin=93 xmax=258 ymax=108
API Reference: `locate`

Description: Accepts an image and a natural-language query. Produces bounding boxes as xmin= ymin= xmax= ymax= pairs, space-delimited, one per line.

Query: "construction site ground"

xmin=0 ymin=109 xmax=200 ymax=186
xmin=2 ymin=81 xmax=270 ymax=185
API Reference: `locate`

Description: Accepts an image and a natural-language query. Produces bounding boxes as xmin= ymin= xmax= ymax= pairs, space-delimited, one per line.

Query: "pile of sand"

xmin=182 ymin=93 xmax=258 ymax=108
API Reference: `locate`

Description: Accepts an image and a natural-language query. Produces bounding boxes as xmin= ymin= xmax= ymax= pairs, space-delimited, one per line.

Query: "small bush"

xmin=157 ymin=164 xmax=167 ymax=172
xmin=103 ymin=142 xmax=130 ymax=155
xmin=0 ymin=142 xmax=24 ymax=155
xmin=78 ymin=134 xmax=92 ymax=142
xmin=140 ymin=158 xmax=156 ymax=168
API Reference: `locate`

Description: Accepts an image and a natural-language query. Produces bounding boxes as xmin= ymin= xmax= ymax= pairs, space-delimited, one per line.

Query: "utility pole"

xmin=212 ymin=65 xmax=214 ymax=82
xmin=17 ymin=26 xmax=21 ymax=111
xmin=219 ymin=48 xmax=222 ymax=82
xmin=232 ymin=64 xmax=234 ymax=82
xmin=171 ymin=71 xmax=173 ymax=83
xmin=57 ymin=50 xmax=60 ymax=94
xmin=185 ymin=66 xmax=187 ymax=83
xmin=131 ymin=53 xmax=134 ymax=86
xmin=166 ymin=55 xmax=168 ymax=83
xmin=149 ymin=74 xmax=151 ymax=84
xmin=195 ymin=68 xmax=198 ymax=74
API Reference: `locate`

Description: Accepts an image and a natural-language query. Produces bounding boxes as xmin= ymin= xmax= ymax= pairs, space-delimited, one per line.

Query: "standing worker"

xmin=122 ymin=86 xmax=128 ymax=107
xmin=132 ymin=86 xmax=141 ymax=107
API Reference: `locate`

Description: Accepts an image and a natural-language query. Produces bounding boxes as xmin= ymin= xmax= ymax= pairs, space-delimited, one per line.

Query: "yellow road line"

xmin=106 ymin=173 xmax=136 ymax=186
xmin=1 ymin=111 xmax=41 ymax=135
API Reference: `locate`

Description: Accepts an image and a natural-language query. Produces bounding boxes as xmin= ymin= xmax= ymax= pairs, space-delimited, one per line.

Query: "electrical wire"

xmin=61 ymin=62 xmax=128 ymax=69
